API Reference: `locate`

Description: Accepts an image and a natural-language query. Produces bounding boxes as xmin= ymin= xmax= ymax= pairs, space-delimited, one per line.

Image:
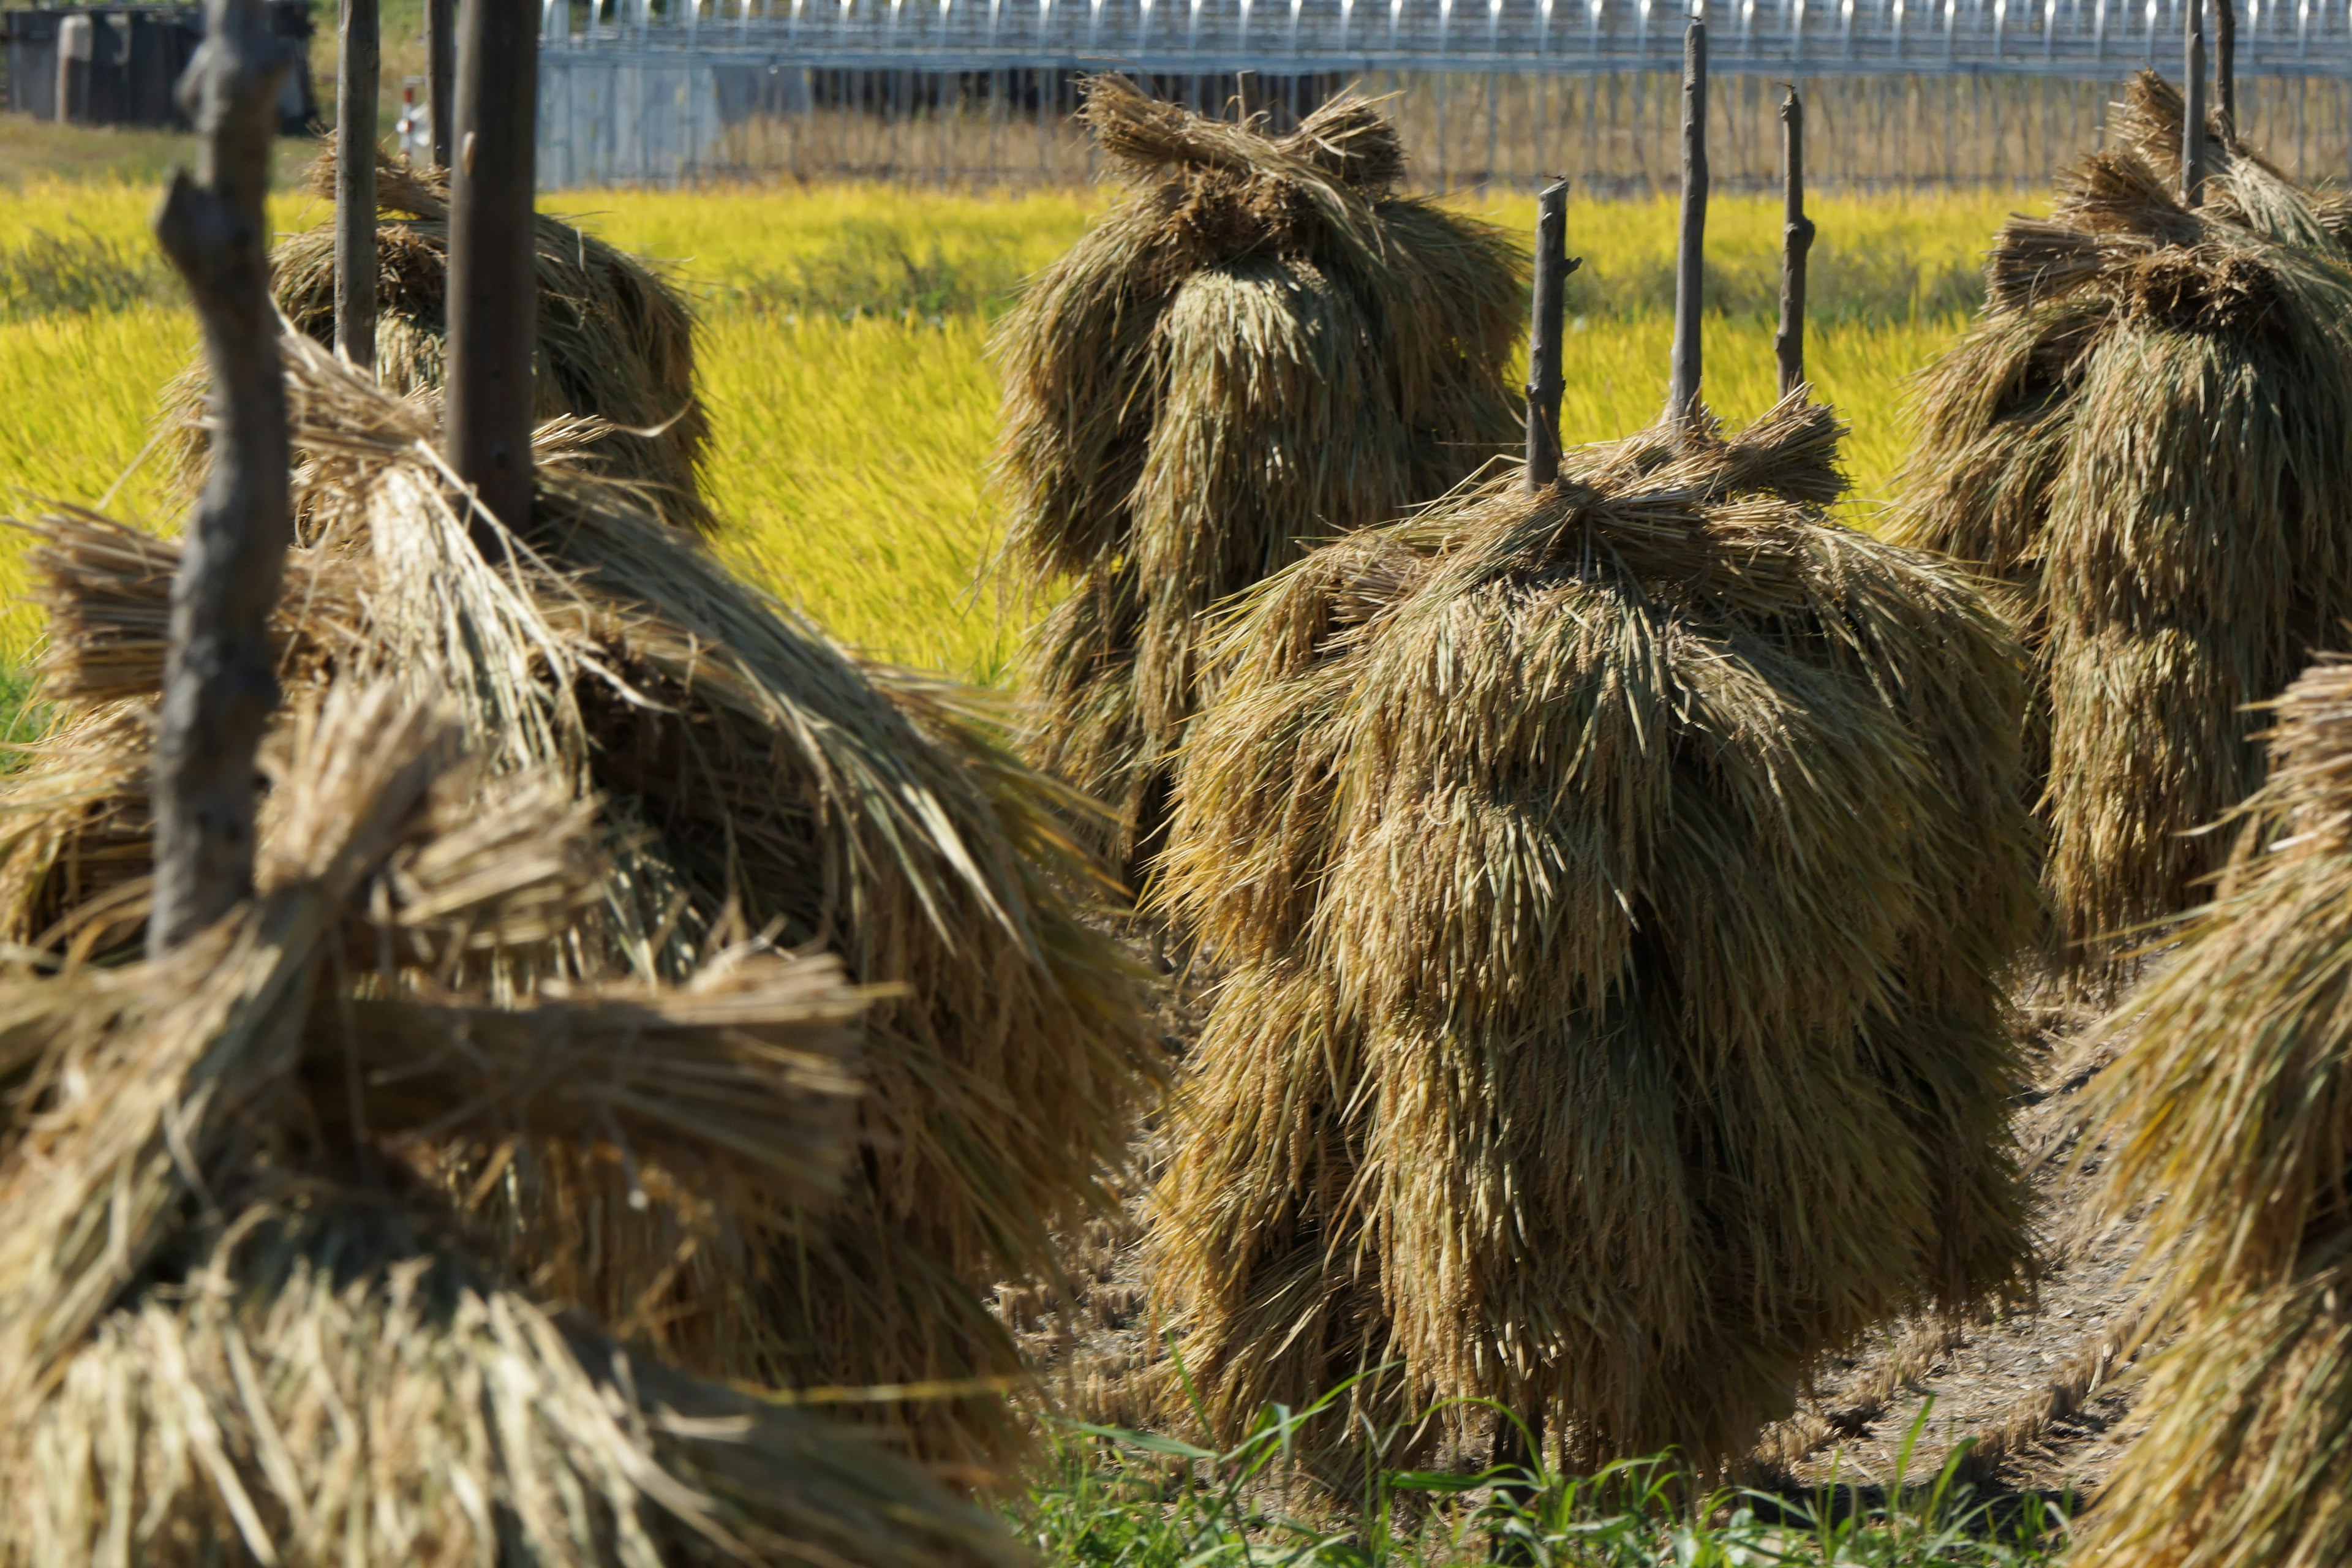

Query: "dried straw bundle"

xmin=264 ymin=153 xmax=710 ymax=532
xmin=0 ymin=336 xmax=1158 ymax=1468
xmin=2074 ymin=654 xmax=2352 ymax=1568
xmin=1152 ymin=395 xmax=2038 ymax=1472
xmin=0 ymin=683 xmax=1016 ymax=1568
xmin=1888 ymin=70 xmax=2352 ymax=971
xmin=996 ymin=75 xmax=1523 ymax=873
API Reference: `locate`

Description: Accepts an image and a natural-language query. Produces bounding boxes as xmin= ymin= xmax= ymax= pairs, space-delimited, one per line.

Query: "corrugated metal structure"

xmin=537 ymin=0 xmax=2352 ymax=186
xmin=545 ymin=0 xmax=2352 ymax=82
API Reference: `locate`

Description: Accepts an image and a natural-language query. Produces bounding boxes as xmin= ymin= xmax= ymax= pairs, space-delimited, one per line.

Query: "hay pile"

xmin=2079 ymin=654 xmax=2352 ymax=1568
xmin=268 ymin=153 xmax=712 ymax=532
xmin=1888 ymin=70 xmax=2352 ymax=971
xmin=0 ymin=333 xmax=1158 ymax=1471
xmin=0 ymin=680 xmax=1023 ymax=1567
xmin=1151 ymin=394 xmax=2038 ymax=1472
xmin=996 ymin=75 xmax=1523 ymax=875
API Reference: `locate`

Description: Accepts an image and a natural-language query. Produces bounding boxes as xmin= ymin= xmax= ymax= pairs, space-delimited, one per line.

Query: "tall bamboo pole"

xmin=2185 ymin=0 xmax=2209 ymax=206
xmin=427 ymin=0 xmax=456 ymax=168
xmin=445 ymin=0 xmax=538 ymax=550
xmin=1525 ymin=178 xmax=1575 ymax=489
xmin=2214 ymin=0 xmax=2236 ymax=135
xmin=149 ymin=0 xmax=294 ymax=956
xmin=1775 ymin=86 xmax=1814 ymax=396
xmin=334 ymin=0 xmax=379 ymax=369
xmin=1667 ymin=12 xmax=1708 ymax=424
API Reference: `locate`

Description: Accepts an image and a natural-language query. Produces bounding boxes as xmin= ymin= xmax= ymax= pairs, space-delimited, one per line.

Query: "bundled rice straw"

xmin=1151 ymin=394 xmax=2038 ymax=1473
xmin=996 ymin=75 xmax=1523 ymax=875
xmin=2073 ymin=654 xmax=2352 ymax=1568
xmin=1888 ymin=70 xmax=2352 ymax=972
xmin=263 ymin=153 xmax=712 ymax=532
xmin=0 ymin=334 xmax=1159 ymax=1469
xmin=0 ymin=682 xmax=1019 ymax=1568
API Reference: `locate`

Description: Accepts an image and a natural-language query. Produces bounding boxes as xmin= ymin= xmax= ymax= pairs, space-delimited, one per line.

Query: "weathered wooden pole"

xmin=427 ymin=0 xmax=455 ymax=167
xmin=2185 ymin=0 xmax=2209 ymax=206
xmin=1524 ymin=178 xmax=1576 ymax=490
xmin=334 ymin=0 xmax=379 ymax=369
xmin=1667 ymin=11 xmax=1708 ymax=426
xmin=1776 ymin=86 xmax=1815 ymax=397
xmin=149 ymin=0 xmax=294 ymax=956
xmin=445 ymin=0 xmax=538 ymax=550
xmin=2214 ymin=0 xmax=2236 ymax=136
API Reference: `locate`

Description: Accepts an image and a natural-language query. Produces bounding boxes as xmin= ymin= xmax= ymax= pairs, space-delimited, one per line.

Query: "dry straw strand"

xmin=2078 ymin=653 xmax=2352 ymax=1568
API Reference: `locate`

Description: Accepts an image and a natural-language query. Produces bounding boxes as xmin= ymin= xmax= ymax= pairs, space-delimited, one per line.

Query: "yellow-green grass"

xmin=0 ymin=181 xmax=2015 ymax=682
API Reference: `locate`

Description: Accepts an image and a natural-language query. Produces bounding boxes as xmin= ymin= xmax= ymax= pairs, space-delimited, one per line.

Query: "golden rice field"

xmin=0 ymin=175 xmax=2022 ymax=682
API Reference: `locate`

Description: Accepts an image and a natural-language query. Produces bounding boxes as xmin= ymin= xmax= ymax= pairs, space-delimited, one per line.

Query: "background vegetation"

xmin=0 ymin=175 xmax=2018 ymax=679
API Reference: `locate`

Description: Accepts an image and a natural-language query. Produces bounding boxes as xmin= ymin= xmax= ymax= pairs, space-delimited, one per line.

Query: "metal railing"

xmin=540 ymin=0 xmax=2352 ymax=81
xmin=531 ymin=0 xmax=2352 ymax=186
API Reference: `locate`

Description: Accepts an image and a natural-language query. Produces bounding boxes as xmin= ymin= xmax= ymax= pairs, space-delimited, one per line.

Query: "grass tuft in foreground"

xmin=1020 ymin=1397 xmax=2068 ymax=1568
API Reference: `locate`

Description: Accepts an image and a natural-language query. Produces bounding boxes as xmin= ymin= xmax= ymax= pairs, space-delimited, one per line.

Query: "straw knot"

xmin=2120 ymin=246 xmax=2280 ymax=334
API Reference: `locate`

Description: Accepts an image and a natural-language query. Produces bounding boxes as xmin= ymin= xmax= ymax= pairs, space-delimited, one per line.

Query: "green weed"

xmin=1019 ymin=1392 xmax=2069 ymax=1568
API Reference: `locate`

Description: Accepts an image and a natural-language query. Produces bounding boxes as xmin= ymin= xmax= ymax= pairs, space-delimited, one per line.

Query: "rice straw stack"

xmin=1888 ymin=70 xmax=2352 ymax=973
xmin=996 ymin=76 xmax=1522 ymax=877
xmin=1152 ymin=394 xmax=2038 ymax=1475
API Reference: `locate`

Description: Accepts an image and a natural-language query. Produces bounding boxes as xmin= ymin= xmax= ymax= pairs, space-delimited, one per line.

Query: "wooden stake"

xmin=1524 ymin=178 xmax=1578 ymax=490
xmin=2214 ymin=0 xmax=2236 ymax=137
xmin=149 ymin=0 xmax=294 ymax=956
xmin=1775 ymin=85 xmax=1815 ymax=397
xmin=2185 ymin=0 xmax=2208 ymax=206
xmin=334 ymin=0 xmax=379 ymax=369
xmin=445 ymin=0 xmax=538 ymax=551
xmin=427 ymin=0 xmax=455 ymax=168
xmin=1668 ymin=14 xmax=1708 ymax=426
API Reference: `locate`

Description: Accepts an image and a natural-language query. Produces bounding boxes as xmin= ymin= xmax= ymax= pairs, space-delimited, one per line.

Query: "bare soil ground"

xmin=996 ymin=952 xmax=2151 ymax=1504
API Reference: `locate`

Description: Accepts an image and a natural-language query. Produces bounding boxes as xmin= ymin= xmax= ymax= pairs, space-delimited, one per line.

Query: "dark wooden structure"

xmin=1 ymin=1 xmax=312 ymax=129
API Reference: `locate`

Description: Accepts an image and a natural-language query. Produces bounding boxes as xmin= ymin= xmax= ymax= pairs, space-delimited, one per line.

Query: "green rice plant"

xmin=1018 ymin=1390 xmax=2068 ymax=1568
xmin=0 ymin=227 xmax=174 ymax=319
xmin=0 ymin=175 xmax=2007 ymax=687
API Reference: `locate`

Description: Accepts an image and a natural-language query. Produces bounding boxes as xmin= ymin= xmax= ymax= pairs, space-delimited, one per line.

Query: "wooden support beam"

xmin=1668 ymin=14 xmax=1708 ymax=426
xmin=1524 ymin=178 xmax=1577 ymax=490
xmin=2214 ymin=0 xmax=2236 ymax=136
xmin=149 ymin=0 xmax=295 ymax=956
xmin=2185 ymin=0 xmax=2208 ymax=206
xmin=335 ymin=0 xmax=379 ymax=369
xmin=428 ymin=0 xmax=456 ymax=168
xmin=1776 ymin=85 xmax=1815 ymax=397
xmin=445 ymin=0 xmax=539 ymax=551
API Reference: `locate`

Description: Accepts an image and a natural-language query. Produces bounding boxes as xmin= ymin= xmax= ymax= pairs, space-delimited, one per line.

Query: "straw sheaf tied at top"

xmin=1889 ymin=68 xmax=2352 ymax=971
xmin=1150 ymin=394 xmax=2036 ymax=1471
xmin=237 ymin=149 xmax=715 ymax=535
xmin=0 ymin=682 xmax=1022 ymax=1568
xmin=1082 ymin=74 xmax=1407 ymax=271
xmin=999 ymin=78 xmax=1520 ymax=870
xmin=4 ymin=331 xmax=1160 ymax=1469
